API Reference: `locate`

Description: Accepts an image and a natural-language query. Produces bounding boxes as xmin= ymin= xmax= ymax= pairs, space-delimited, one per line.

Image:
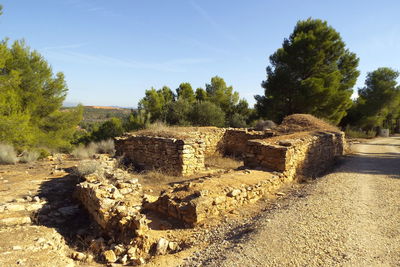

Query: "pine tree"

xmin=255 ymin=18 xmax=359 ymax=124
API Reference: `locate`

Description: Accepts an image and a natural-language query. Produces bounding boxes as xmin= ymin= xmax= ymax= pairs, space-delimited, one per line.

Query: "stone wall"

xmin=223 ymin=129 xmax=273 ymax=157
xmin=244 ymin=131 xmax=345 ymax=179
xmin=74 ymin=156 xmax=180 ymax=264
xmin=148 ymin=170 xmax=285 ymax=226
xmin=115 ymin=135 xmax=205 ymax=176
xmin=149 ymin=130 xmax=346 ymax=225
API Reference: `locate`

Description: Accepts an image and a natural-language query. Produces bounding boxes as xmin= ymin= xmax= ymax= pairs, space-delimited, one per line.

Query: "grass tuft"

xmin=19 ymin=150 xmax=40 ymax=163
xmin=205 ymin=154 xmax=242 ymax=170
xmin=0 ymin=143 xmax=18 ymax=164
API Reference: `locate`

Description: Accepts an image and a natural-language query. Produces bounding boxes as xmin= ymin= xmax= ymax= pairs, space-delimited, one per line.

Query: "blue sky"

xmin=1 ymin=0 xmax=400 ymax=107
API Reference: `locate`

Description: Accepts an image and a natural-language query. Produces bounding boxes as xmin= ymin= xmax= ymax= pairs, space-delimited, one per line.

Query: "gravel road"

xmin=182 ymin=137 xmax=400 ymax=266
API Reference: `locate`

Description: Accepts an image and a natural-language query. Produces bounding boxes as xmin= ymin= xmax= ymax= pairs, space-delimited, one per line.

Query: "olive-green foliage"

xmin=165 ymin=99 xmax=192 ymax=126
xmin=351 ymin=68 xmax=400 ymax=129
xmin=124 ymin=109 xmax=151 ymax=131
xmin=189 ymin=101 xmax=225 ymax=127
xmin=176 ymin=83 xmax=195 ymax=103
xmin=255 ymin=18 xmax=360 ymax=124
xmin=0 ymin=39 xmax=83 ymax=151
xmin=195 ymin=88 xmax=208 ymax=101
xmin=344 ymin=126 xmax=376 ymax=139
xmin=206 ymin=76 xmax=239 ymax=116
xmin=137 ymin=77 xmax=251 ymax=127
xmin=138 ymin=86 xmax=174 ymax=122
xmin=91 ymin=117 xmax=124 ymax=141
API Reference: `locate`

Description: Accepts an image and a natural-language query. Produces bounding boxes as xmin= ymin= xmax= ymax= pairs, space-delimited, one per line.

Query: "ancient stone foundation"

xmin=148 ymin=131 xmax=346 ymax=225
xmin=76 ymin=119 xmax=346 ymax=264
xmin=115 ymin=127 xmax=274 ymax=176
xmin=244 ymin=131 xmax=345 ymax=179
xmin=115 ymin=136 xmax=206 ymax=176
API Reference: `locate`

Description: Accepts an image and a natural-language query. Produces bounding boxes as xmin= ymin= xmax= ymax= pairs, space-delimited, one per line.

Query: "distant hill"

xmin=62 ymin=106 xmax=134 ymax=124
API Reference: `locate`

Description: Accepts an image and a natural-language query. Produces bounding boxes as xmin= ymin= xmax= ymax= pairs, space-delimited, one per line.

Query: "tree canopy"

xmin=255 ymin=18 xmax=359 ymax=124
xmin=344 ymin=67 xmax=400 ymax=129
xmin=136 ymin=76 xmax=251 ymax=127
xmin=0 ymin=40 xmax=82 ymax=150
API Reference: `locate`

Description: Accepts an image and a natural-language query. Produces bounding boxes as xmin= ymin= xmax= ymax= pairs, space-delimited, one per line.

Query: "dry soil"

xmin=181 ymin=137 xmax=400 ymax=266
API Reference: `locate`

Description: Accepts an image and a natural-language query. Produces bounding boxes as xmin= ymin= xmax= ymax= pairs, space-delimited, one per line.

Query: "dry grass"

xmin=96 ymin=139 xmax=115 ymax=155
xmin=0 ymin=143 xmax=18 ymax=164
xmin=134 ymin=121 xmax=197 ymax=139
xmin=276 ymin=114 xmax=339 ymax=134
xmin=72 ymin=139 xmax=115 ymax=159
xmin=138 ymin=170 xmax=179 ymax=185
xmin=205 ymin=154 xmax=243 ymax=170
xmin=74 ymin=160 xmax=100 ymax=177
xmin=71 ymin=144 xmax=97 ymax=159
xmin=19 ymin=151 xmax=40 ymax=163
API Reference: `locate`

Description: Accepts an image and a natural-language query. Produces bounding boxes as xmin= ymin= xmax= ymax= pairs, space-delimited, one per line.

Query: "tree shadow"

xmin=338 ymin=152 xmax=400 ymax=179
xmin=33 ymin=170 xmax=104 ymax=251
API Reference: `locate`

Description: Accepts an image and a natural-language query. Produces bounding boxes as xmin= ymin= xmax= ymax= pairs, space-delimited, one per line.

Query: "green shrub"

xmin=189 ymin=101 xmax=225 ymax=127
xmin=91 ymin=117 xmax=124 ymax=141
xmin=0 ymin=143 xmax=18 ymax=164
xmin=36 ymin=148 xmax=51 ymax=159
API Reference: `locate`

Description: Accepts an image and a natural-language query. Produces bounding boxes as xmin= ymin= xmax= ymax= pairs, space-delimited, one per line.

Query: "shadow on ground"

xmin=338 ymin=152 xmax=400 ymax=179
xmin=33 ymin=169 xmax=103 ymax=250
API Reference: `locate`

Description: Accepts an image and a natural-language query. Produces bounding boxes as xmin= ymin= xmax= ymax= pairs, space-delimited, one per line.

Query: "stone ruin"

xmin=74 ymin=115 xmax=346 ymax=264
xmin=114 ymin=127 xmax=273 ymax=176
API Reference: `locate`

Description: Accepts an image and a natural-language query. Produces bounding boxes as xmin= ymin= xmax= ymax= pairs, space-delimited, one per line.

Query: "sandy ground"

xmin=182 ymin=137 xmax=400 ymax=266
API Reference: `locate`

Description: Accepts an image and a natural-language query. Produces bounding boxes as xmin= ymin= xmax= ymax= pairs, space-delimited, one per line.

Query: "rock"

xmin=228 ymin=189 xmax=241 ymax=197
xmin=33 ymin=196 xmax=40 ymax=202
xmin=0 ymin=216 xmax=31 ymax=226
xmin=103 ymin=250 xmax=117 ymax=263
xmin=71 ymin=251 xmax=86 ymax=261
xmin=155 ymin=238 xmax=169 ymax=255
xmin=13 ymin=246 xmax=22 ymax=250
xmin=35 ymin=237 xmax=46 ymax=244
xmin=119 ymin=254 xmax=128 ymax=265
xmin=168 ymin=241 xmax=178 ymax=251
xmin=25 ymin=196 xmax=33 ymax=202
xmin=113 ymin=244 xmax=125 ymax=256
xmin=127 ymin=246 xmax=136 ymax=258
xmin=5 ymin=203 xmax=26 ymax=212
xmin=26 ymin=203 xmax=44 ymax=211
xmin=16 ymin=259 xmax=26 ymax=265
xmin=85 ymin=254 xmax=94 ymax=263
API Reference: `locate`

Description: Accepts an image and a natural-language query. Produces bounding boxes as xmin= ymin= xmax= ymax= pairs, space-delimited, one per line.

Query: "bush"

xmin=71 ymin=139 xmax=115 ymax=159
xmin=71 ymin=144 xmax=97 ymax=159
xmin=254 ymin=120 xmax=277 ymax=131
xmin=91 ymin=117 xmax=124 ymax=141
xmin=189 ymin=101 xmax=225 ymax=127
xmin=74 ymin=160 xmax=100 ymax=177
xmin=19 ymin=150 xmax=40 ymax=163
xmin=229 ymin=113 xmax=247 ymax=128
xmin=345 ymin=127 xmax=376 ymax=139
xmin=96 ymin=139 xmax=115 ymax=155
xmin=0 ymin=143 xmax=18 ymax=164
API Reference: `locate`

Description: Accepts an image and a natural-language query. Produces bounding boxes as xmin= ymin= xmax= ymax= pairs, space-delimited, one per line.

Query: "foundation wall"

xmin=115 ymin=135 xmax=205 ymax=176
xmin=244 ymin=131 xmax=345 ymax=179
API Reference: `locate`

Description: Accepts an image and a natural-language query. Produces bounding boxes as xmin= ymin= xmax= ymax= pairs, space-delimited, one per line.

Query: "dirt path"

xmin=183 ymin=137 xmax=400 ymax=266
